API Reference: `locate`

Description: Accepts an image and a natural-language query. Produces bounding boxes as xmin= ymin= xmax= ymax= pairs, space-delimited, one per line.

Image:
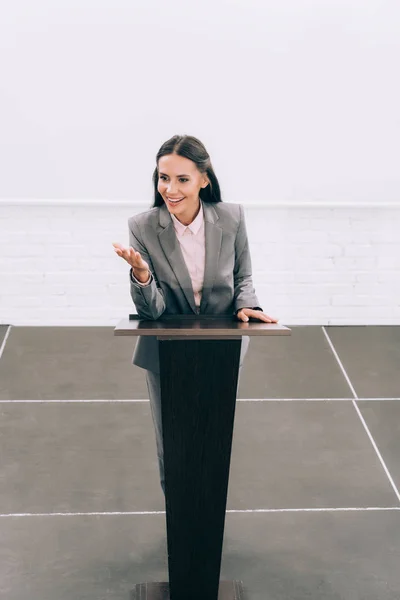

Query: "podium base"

xmin=130 ymin=580 xmax=245 ymax=599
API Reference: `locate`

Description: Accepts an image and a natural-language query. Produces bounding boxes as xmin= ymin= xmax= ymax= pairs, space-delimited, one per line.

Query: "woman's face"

xmin=157 ymin=154 xmax=209 ymax=224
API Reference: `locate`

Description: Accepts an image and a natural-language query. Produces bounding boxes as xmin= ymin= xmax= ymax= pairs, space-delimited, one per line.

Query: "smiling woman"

xmin=151 ymin=135 xmax=221 ymax=226
xmin=112 ymin=133 xmax=277 ymax=494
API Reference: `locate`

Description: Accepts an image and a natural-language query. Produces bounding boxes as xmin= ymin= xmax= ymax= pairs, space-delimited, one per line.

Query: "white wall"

xmin=1 ymin=201 xmax=399 ymax=326
xmin=0 ymin=1 xmax=399 ymax=324
xmin=0 ymin=0 xmax=399 ymax=202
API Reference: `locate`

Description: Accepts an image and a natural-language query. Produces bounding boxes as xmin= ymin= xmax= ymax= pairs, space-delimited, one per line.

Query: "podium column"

xmin=159 ymin=336 xmax=242 ymax=600
xmin=114 ymin=315 xmax=291 ymax=600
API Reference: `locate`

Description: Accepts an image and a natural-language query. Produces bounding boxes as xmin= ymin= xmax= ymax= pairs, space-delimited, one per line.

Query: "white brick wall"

xmin=0 ymin=200 xmax=399 ymax=325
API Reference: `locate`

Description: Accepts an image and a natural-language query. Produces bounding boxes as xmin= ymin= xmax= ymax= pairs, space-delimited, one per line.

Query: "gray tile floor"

xmin=0 ymin=325 xmax=399 ymax=599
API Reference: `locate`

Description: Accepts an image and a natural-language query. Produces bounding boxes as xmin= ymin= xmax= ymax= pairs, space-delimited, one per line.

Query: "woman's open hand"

xmin=236 ymin=308 xmax=279 ymax=323
xmin=112 ymin=242 xmax=149 ymax=274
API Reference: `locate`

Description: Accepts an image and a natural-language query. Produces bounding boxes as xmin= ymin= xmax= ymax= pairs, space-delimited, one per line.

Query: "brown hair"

xmin=151 ymin=135 xmax=223 ymax=207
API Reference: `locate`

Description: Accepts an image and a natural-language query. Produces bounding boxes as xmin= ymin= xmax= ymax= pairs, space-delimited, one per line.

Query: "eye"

xmin=159 ymin=176 xmax=188 ymax=183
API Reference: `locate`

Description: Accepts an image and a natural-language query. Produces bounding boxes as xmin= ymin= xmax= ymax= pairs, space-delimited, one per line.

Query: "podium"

xmin=114 ymin=315 xmax=291 ymax=600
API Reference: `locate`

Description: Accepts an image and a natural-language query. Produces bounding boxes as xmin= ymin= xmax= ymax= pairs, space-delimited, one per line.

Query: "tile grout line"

xmin=1 ymin=398 xmax=400 ymax=403
xmin=238 ymin=398 xmax=400 ymax=402
xmin=3 ymin=328 xmax=399 ymax=519
xmin=322 ymin=326 xmax=400 ymax=504
xmin=0 ymin=325 xmax=12 ymax=361
xmin=1 ymin=507 xmax=400 ymax=518
xmin=321 ymin=327 xmax=358 ymax=398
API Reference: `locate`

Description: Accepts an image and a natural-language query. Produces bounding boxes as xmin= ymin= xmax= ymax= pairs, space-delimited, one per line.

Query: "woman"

xmin=113 ymin=134 xmax=278 ymax=495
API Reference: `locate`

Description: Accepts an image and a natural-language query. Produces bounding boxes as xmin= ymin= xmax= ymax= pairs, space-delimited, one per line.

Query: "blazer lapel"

xmin=199 ymin=202 xmax=222 ymax=313
xmin=158 ymin=201 xmax=222 ymax=314
xmin=158 ymin=204 xmax=197 ymax=313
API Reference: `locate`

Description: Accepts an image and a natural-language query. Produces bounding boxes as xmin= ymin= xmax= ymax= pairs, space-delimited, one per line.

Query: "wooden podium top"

xmin=114 ymin=314 xmax=291 ymax=337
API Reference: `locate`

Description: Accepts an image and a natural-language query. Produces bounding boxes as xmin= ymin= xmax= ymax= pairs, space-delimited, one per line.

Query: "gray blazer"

xmin=128 ymin=200 xmax=261 ymax=373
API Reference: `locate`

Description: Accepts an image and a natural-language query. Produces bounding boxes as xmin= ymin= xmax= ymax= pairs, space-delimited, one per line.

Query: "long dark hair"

xmin=151 ymin=135 xmax=223 ymax=207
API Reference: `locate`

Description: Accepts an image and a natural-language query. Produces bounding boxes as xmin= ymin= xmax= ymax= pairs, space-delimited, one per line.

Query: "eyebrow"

xmin=159 ymin=172 xmax=190 ymax=177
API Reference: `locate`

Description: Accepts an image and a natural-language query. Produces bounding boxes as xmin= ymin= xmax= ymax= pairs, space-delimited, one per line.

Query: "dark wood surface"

xmin=114 ymin=315 xmax=291 ymax=337
xmin=158 ymin=338 xmax=242 ymax=600
xmin=116 ymin=316 xmax=289 ymax=598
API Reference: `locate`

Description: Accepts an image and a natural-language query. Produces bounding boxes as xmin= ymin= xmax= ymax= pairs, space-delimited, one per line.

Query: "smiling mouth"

xmin=166 ymin=197 xmax=185 ymax=205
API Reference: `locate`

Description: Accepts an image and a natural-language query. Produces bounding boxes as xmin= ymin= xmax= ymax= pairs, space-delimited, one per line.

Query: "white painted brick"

xmin=43 ymin=271 xmax=117 ymax=284
xmin=290 ymin=295 xmax=332 ymax=306
xmin=295 ymin=244 xmax=343 ymax=258
xmin=378 ymin=271 xmax=400 ymax=283
xmin=31 ymin=232 xmax=73 ymax=243
xmin=0 ymin=273 xmax=45 ymax=284
xmin=377 ymin=256 xmax=399 ymax=269
xmin=291 ymin=230 xmax=330 ymax=243
xmin=307 ymin=219 xmax=351 ymax=230
xmin=3 ymin=231 xmax=74 ymax=244
xmin=333 ymin=257 xmax=377 ymax=269
xmin=294 ymin=271 xmax=356 ymax=284
xmin=375 ymin=244 xmax=400 ymax=258
xmin=285 ymin=306 xmax=334 ymax=317
xmin=1 ymin=232 xmax=27 ymax=243
xmin=1 ymin=283 xmax=67 ymax=296
xmin=294 ymin=257 xmax=334 ymax=270
xmin=323 ymin=305 xmax=393 ymax=318
xmin=107 ymin=284 xmax=130 ymax=296
xmin=7 ymin=218 xmax=51 ymax=230
xmin=78 ymin=257 xmax=118 ymax=271
xmin=49 ymin=245 xmax=86 ymax=257
xmin=41 ymin=295 xmax=68 ymax=307
xmin=66 ymin=295 xmax=107 ymax=306
xmin=261 ymin=271 xmax=297 ymax=283
xmin=328 ymin=231 xmax=371 ymax=243
xmin=356 ymin=272 xmax=379 ymax=283
xmin=274 ymin=283 xmax=354 ymax=295
xmin=344 ymin=244 xmax=376 ymax=257
xmin=370 ymin=232 xmax=398 ymax=243
xmin=6 ymin=296 xmax=43 ymax=307
xmin=332 ymin=295 xmax=392 ymax=306
xmin=47 ymin=258 xmax=81 ymax=271
xmin=0 ymin=258 xmax=40 ymax=272
xmin=352 ymin=283 xmax=390 ymax=295
xmin=1 ymin=202 xmax=399 ymax=325
xmin=65 ymin=284 xmax=108 ymax=296
xmin=1 ymin=244 xmax=46 ymax=257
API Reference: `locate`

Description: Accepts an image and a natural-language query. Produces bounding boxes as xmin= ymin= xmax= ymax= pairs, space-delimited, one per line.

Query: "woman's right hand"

xmin=112 ymin=242 xmax=150 ymax=276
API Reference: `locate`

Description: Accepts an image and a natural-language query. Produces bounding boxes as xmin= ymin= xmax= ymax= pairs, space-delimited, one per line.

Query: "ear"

xmin=201 ymin=176 xmax=210 ymax=188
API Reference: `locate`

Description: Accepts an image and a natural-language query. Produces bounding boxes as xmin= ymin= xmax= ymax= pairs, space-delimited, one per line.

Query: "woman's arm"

xmin=128 ymin=218 xmax=166 ymax=320
xmin=233 ymin=204 xmax=262 ymax=314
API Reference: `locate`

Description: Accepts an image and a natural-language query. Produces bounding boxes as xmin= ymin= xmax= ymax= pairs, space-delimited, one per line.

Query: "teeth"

xmin=168 ymin=197 xmax=184 ymax=203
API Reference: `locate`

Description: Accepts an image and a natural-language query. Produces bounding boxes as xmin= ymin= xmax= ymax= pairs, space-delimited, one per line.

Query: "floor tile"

xmin=238 ymin=327 xmax=353 ymax=398
xmin=222 ymin=511 xmax=400 ymax=599
xmin=325 ymin=326 xmax=400 ymax=398
xmin=357 ymin=400 xmax=400 ymax=495
xmin=0 ymin=402 xmax=165 ymax=514
xmin=0 ymin=326 xmax=352 ymax=400
xmin=1 ymin=325 xmax=399 ymax=600
xmin=1 ymin=511 xmax=400 ymax=599
xmin=0 ymin=324 xmax=9 ymax=347
xmin=0 ymin=401 xmax=396 ymax=515
xmin=0 ymin=514 xmax=168 ymax=600
xmin=228 ymin=400 xmax=396 ymax=509
xmin=0 ymin=327 xmax=148 ymax=400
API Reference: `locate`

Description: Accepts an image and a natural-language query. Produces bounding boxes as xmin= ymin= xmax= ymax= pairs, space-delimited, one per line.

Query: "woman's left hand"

xmin=236 ymin=308 xmax=279 ymax=323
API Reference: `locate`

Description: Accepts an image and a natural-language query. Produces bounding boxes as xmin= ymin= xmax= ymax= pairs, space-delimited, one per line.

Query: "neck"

xmin=174 ymin=199 xmax=201 ymax=226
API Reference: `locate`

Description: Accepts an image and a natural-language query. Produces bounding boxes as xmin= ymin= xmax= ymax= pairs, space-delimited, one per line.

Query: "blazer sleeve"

xmin=233 ymin=204 xmax=262 ymax=313
xmin=128 ymin=217 xmax=166 ymax=320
